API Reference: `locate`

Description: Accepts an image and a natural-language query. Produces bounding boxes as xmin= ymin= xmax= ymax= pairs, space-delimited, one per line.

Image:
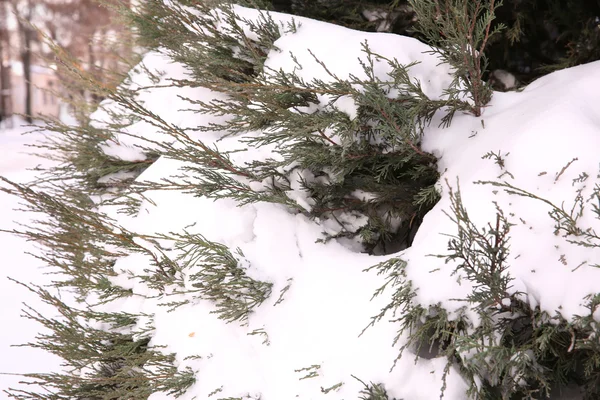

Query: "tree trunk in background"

xmin=11 ymin=0 xmax=33 ymax=123
xmin=87 ymin=36 xmax=99 ymax=104
xmin=0 ymin=27 xmax=5 ymax=122
xmin=0 ymin=0 xmax=12 ymax=125
xmin=22 ymin=23 xmax=32 ymax=122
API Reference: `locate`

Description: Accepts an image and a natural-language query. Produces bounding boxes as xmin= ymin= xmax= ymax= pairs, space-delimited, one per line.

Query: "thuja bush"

xmin=366 ymin=180 xmax=600 ymax=399
xmin=2 ymin=13 xmax=190 ymax=400
xmin=112 ymin=0 xmax=504 ymax=253
xmin=1 ymin=0 xmax=508 ymax=398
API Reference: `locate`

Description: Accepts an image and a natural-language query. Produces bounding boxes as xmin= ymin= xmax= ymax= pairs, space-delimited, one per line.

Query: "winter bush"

xmin=3 ymin=1 xmax=600 ymax=399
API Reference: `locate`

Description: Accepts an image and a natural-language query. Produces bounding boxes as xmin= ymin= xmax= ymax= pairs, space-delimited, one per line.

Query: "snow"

xmin=0 ymin=120 xmax=62 ymax=394
xmin=94 ymin=52 xmax=231 ymax=162
xmin=4 ymin=5 xmax=600 ymax=400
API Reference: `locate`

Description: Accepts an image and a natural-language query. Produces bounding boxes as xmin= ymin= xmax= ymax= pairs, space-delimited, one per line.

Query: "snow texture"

xmin=0 ymin=121 xmax=62 ymax=393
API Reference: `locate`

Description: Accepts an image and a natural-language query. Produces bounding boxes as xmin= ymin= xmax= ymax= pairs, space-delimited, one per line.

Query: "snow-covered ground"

xmin=0 ymin=121 xmax=61 ymax=396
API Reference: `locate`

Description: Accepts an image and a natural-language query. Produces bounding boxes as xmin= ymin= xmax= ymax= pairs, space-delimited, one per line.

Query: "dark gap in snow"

xmin=547 ymin=384 xmax=584 ymax=400
xmin=371 ymin=213 xmax=423 ymax=256
xmin=406 ymin=325 xmax=445 ymax=360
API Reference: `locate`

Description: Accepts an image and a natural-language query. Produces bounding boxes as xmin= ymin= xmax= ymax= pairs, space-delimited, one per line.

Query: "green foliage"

xmin=441 ymin=182 xmax=515 ymax=308
xmin=0 ymin=177 xmax=181 ymax=299
xmin=126 ymin=0 xmax=284 ymax=85
xmin=486 ymin=0 xmax=600 ymax=82
xmin=159 ymin=231 xmax=273 ymax=323
xmin=0 ymin=177 xmax=126 ymax=300
xmin=32 ymin=28 xmax=156 ymax=192
xmin=0 ymin=22 xmax=194 ymax=399
xmin=409 ymin=0 xmax=504 ymax=116
xmin=32 ymin=117 xmax=158 ymax=191
xmin=0 ymin=178 xmax=194 ymax=398
xmin=4 ymin=283 xmax=195 ymax=400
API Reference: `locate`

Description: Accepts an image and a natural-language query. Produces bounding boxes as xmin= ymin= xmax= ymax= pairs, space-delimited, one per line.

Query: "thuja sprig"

xmin=124 ymin=0 xmax=285 ymax=86
xmin=437 ymin=180 xmax=515 ymax=309
xmin=410 ymin=0 xmax=505 ymax=116
xmin=476 ymin=179 xmax=592 ymax=239
xmin=4 ymin=282 xmax=196 ymax=400
xmin=158 ymin=231 xmax=273 ymax=324
xmin=29 ymin=117 xmax=158 ymax=192
xmin=0 ymin=177 xmax=179 ymax=295
xmin=354 ymin=375 xmax=397 ymax=400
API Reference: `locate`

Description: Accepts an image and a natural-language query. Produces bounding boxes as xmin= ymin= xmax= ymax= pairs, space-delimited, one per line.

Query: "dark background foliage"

xmin=269 ymin=0 xmax=600 ymax=86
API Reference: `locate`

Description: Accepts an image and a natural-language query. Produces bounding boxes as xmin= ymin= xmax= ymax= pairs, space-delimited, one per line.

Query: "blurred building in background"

xmin=11 ymin=61 xmax=59 ymax=117
xmin=0 ymin=0 xmax=131 ymax=125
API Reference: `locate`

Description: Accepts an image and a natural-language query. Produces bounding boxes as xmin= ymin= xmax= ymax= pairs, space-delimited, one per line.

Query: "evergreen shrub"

xmin=4 ymin=1 xmax=600 ymax=399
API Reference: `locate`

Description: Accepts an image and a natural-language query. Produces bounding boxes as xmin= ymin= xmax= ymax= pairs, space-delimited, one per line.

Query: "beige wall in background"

xmin=11 ymin=62 xmax=61 ymax=119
